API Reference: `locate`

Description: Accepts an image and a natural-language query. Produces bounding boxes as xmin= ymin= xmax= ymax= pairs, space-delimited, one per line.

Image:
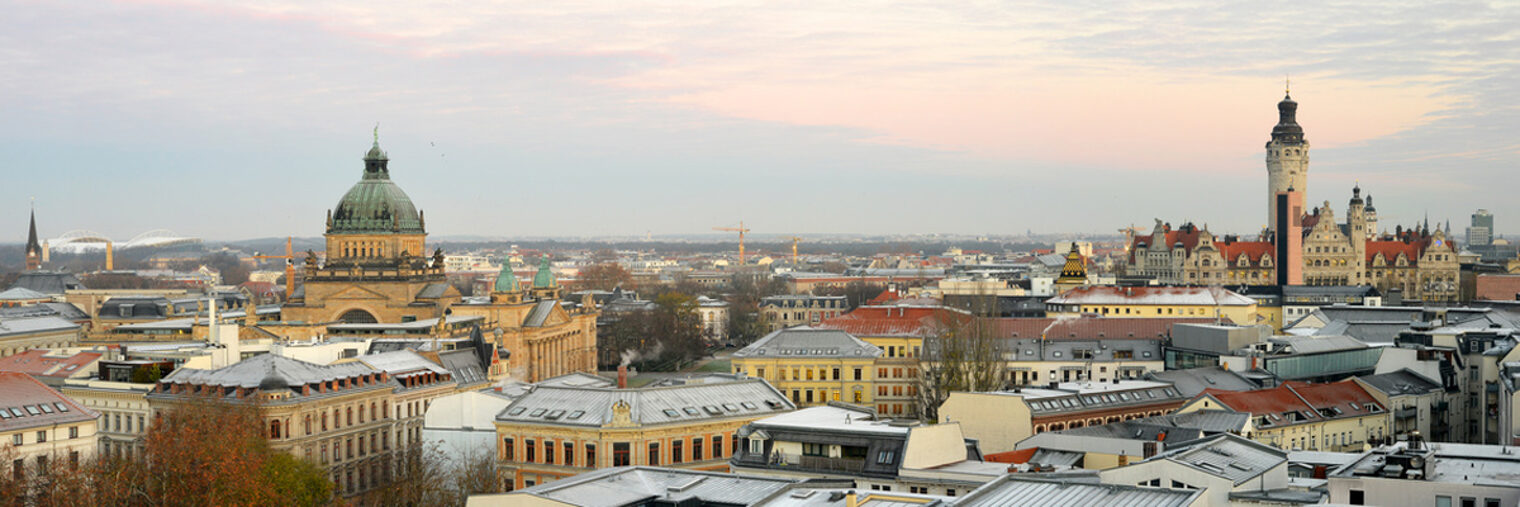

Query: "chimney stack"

xmin=617 ymin=365 xmax=628 ymax=389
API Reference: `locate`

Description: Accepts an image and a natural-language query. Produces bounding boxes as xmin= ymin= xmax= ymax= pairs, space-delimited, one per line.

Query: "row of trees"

xmin=600 ymin=292 xmax=706 ymax=371
xmin=0 ymin=397 xmax=496 ymax=507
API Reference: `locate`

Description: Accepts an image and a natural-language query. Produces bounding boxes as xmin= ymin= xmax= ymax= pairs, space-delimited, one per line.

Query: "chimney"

xmin=617 ymin=365 xmax=628 ymax=389
xmin=105 ymin=241 xmax=114 ymax=271
xmin=845 ymin=491 xmax=859 ymax=507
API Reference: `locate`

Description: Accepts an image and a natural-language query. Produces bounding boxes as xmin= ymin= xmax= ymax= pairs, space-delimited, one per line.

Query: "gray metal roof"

xmin=0 ymin=302 xmax=86 ymax=321
xmin=0 ymin=316 xmax=79 ymax=338
xmin=954 ymin=476 xmax=1200 ymax=507
xmin=415 ymin=282 xmax=451 ymax=299
xmin=511 ymin=466 xmax=803 ymax=506
xmin=0 ymin=287 xmax=50 ymax=300
xmin=733 ymin=328 xmax=882 ymax=359
xmin=160 ymin=353 xmax=381 ymax=390
xmin=436 ymin=349 xmax=488 ymax=385
xmin=1028 ymin=449 xmax=1084 ymax=467
xmin=496 ymin=378 xmax=794 ymax=428
xmin=1144 ymin=433 xmax=1286 ymax=486
xmin=1269 ymin=335 xmax=1369 ymax=355
xmin=523 ymin=300 xmax=557 ymax=327
xmin=357 ymin=349 xmax=451 ymax=376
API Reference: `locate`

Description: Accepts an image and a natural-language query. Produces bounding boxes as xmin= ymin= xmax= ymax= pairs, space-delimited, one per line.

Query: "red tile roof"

xmin=818 ymin=306 xmax=969 ymax=337
xmin=1218 ymin=241 xmax=1274 ymax=266
xmin=0 ymin=349 xmax=102 ymax=378
xmin=866 ymin=291 xmax=902 ymax=305
xmin=1198 ymin=379 xmax=1383 ymax=423
xmin=985 ymin=447 xmax=1039 ymax=464
xmin=0 ymin=371 xmax=98 ymax=432
xmin=1365 ymin=241 xmax=1422 ymax=266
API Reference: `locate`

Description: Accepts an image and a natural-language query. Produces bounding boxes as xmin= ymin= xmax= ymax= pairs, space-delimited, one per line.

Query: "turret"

xmin=1347 ymin=184 xmax=1367 ymax=256
xmin=23 ymin=205 xmax=42 ymax=270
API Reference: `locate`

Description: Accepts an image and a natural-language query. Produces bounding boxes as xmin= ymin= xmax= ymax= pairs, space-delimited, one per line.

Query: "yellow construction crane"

xmin=789 ymin=236 xmax=802 ymax=265
xmin=252 ymin=237 xmax=297 ymax=300
xmin=713 ymin=221 xmax=751 ymax=265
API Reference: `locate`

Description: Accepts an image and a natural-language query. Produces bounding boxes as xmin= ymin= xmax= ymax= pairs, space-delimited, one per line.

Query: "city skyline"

xmin=4 ymin=1 xmax=1519 ymax=240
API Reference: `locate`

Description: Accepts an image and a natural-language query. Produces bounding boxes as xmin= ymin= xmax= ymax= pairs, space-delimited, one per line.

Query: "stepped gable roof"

xmin=1218 ymin=241 xmax=1274 ymax=266
xmin=734 ymin=327 xmax=882 ymax=359
xmin=1048 ymin=286 xmax=1256 ymax=306
xmin=494 ymin=378 xmax=794 ymax=428
xmin=1128 ymin=224 xmax=1208 ymax=262
xmin=993 ymin=317 xmax=1213 ymax=340
xmin=0 ymin=371 xmax=98 ymax=432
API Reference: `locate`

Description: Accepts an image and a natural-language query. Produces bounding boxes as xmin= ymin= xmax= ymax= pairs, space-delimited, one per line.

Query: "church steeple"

xmin=24 ymin=204 xmax=42 ymax=270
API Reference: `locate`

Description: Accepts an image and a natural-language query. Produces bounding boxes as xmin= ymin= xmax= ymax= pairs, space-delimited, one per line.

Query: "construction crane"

xmin=252 ymin=237 xmax=297 ymax=300
xmin=789 ymin=236 xmax=802 ymax=266
xmin=713 ymin=221 xmax=751 ymax=265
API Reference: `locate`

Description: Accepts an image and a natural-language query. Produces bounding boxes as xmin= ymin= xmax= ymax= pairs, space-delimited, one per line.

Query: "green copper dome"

xmin=329 ymin=137 xmax=424 ymax=234
xmin=533 ymin=256 xmax=557 ymax=288
xmin=494 ymin=257 xmax=520 ymax=292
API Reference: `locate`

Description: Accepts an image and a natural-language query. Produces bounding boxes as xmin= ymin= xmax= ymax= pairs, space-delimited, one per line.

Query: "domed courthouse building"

xmin=282 ymin=135 xmax=598 ymax=382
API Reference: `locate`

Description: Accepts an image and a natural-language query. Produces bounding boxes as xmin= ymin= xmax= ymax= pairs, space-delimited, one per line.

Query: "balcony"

xmin=766 ymin=453 xmax=866 ymax=474
xmin=1395 ymin=407 xmax=1418 ymax=420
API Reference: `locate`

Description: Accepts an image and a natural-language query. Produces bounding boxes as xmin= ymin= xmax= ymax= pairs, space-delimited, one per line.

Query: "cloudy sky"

xmin=3 ymin=1 xmax=1517 ymax=241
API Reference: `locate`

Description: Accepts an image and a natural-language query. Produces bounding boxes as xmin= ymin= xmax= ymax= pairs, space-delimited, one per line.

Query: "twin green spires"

xmin=533 ymin=256 xmax=557 ymax=289
xmin=494 ymin=256 xmax=520 ymax=293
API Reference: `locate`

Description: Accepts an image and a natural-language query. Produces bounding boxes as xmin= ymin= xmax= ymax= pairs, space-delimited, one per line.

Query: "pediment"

xmin=327 ymin=285 xmax=390 ymax=301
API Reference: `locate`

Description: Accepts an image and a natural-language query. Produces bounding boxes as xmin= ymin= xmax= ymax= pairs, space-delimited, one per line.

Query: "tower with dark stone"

xmin=1266 ymin=90 xmax=1309 ymax=232
xmin=24 ymin=206 xmax=42 ymax=271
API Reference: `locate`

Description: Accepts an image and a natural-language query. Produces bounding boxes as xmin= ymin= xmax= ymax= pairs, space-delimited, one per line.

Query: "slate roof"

xmin=436 ymin=348 xmax=488 ymax=385
xmin=733 ymin=328 xmax=882 ymax=359
xmin=954 ymin=476 xmax=1200 ymax=507
xmin=1309 ymin=320 xmax=1412 ymax=344
xmin=1147 ymin=367 xmax=1259 ymax=397
xmin=0 ymin=371 xmax=97 ymax=432
xmin=7 ymin=271 xmax=84 ymax=295
xmin=495 ymin=378 xmax=794 ymax=428
xmin=1357 ymin=369 xmax=1443 ymax=397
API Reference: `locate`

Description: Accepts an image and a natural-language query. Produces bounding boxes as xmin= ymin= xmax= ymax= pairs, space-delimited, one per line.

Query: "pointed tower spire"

xmin=24 ymin=201 xmax=42 ymax=270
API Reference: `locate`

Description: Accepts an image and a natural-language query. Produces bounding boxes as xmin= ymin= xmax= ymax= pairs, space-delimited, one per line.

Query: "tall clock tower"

xmin=1266 ymin=90 xmax=1309 ymax=232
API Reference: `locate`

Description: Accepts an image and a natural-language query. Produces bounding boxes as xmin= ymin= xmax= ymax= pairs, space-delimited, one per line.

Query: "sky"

xmin=3 ymin=0 xmax=1518 ymax=241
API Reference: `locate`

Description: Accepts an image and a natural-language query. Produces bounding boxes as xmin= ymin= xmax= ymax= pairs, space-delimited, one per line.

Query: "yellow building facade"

xmin=1177 ymin=380 xmax=1390 ymax=452
xmin=493 ymin=378 xmax=794 ymax=490
xmin=730 ymin=328 xmax=881 ymax=409
xmin=1045 ymin=286 xmax=1259 ymax=325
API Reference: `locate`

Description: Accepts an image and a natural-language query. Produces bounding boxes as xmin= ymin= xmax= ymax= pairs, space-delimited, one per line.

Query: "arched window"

xmin=338 ymin=309 xmax=378 ymax=324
